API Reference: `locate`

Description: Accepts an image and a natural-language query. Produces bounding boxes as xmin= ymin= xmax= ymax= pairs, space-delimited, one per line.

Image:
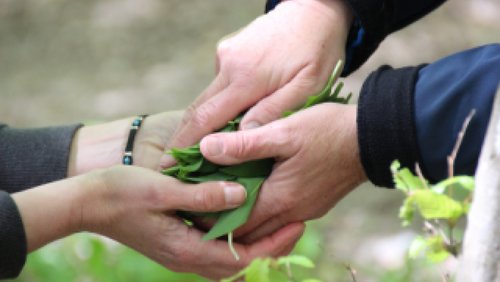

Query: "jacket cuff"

xmin=265 ymin=0 xmax=281 ymax=12
xmin=0 ymin=124 xmax=82 ymax=193
xmin=0 ymin=191 xmax=27 ymax=279
xmin=357 ymin=65 xmax=425 ymax=187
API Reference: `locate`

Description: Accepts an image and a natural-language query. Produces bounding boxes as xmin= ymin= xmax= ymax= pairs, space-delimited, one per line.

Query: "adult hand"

xmin=13 ymin=166 xmax=305 ymax=280
xmin=163 ymin=0 xmax=353 ymax=166
xmin=198 ymin=103 xmax=367 ymax=243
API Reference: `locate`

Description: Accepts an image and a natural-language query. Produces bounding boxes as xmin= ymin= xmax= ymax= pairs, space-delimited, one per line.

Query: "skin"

xmin=199 ymin=104 xmax=368 ymax=242
xmin=13 ymin=112 xmax=305 ymax=280
xmin=16 ymin=0 xmax=353 ymax=276
xmin=162 ymin=0 xmax=353 ymax=168
xmin=68 ymin=111 xmax=185 ymax=176
xmin=13 ymin=166 xmax=305 ymax=280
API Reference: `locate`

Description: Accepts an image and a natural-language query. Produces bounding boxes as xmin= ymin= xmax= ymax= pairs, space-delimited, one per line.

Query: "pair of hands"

xmin=14 ymin=0 xmax=364 ymax=280
xmin=165 ymin=0 xmax=365 ymax=244
xmin=14 ymin=112 xmax=304 ymax=280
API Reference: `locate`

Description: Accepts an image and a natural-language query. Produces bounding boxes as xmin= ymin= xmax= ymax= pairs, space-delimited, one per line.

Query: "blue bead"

xmin=133 ymin=119 xmax=140 ymax=126
xmin=123 ymin=156 xmax=132 ymax=165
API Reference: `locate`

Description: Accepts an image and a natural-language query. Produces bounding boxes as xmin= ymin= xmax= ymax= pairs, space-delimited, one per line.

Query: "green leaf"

xmin=424 ymin=236 xmax=450 ymax=263
xmin=393 ymin=168 xmax=427 ymax=192
xmin=203 ymin=177 xmax=265 ymax=240
xmin=221 ymin=267 xmax=247 ymax=282
xmin=183 ymin=172 xmax=235 ymax=183
xmin=431 ymin=175 xmax=475 ymax=202
xmin=303 ymin=279 xmax=323 ymax=282
xmin=399 ymin=197 xmax=415 ymax=226
xmin=426 ymin=250 xmax=450 ymax=263
xmin=197 ymin=159 xmax=219 ymax=174
xmin=277 ymin=255 xmax=315 ymax=268
xmin=178 ymin=157 xmax=203 ymax=172
xmin=268 ymin=269 xmax=289 ymax=282
xmin=408 ymin=236 xmax=426 ymax=259
xmin=432 ymin=176 xmax=475 ymax=193
xmin=283 ymin=60 xmax=349 ymax=117
xmin=245 ymin=258 xmax=271 ymax=282
xmin=220 ymin=159 xmax=274 ymax=177
xmin=412 ymin=190 xmax=464 ymax=221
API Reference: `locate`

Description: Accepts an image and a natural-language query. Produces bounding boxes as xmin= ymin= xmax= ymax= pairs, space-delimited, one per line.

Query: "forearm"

xmin=270 ymin=0 xmax=353 ymax=38
xmin=11 ymin=176 xmax=89 ymax=252
xmin=67 ymin=118 xmax=132 ymax=177
xmin=67 ymin=110 xmax=184 ymax=176
xmin=266 ymin=0 xmax=447 ymax=74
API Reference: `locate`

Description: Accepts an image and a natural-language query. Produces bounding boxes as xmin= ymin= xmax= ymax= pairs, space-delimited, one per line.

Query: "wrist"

xmin=280 ymin=0 xmax=353 ymax=37
xmin=346 ymin=105 xmax=368 ymax=185
xmin=67 ymin=118 xmax=133 ymax=176
xmin=12 ymin=177 xmax=87 ymax=251
xmin=73 ymin=169 xmax=109 ymax=233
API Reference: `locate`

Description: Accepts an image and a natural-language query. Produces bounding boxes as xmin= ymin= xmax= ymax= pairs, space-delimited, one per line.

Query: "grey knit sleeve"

xmin=0 ymin=124 xmax=82 ymax=193
xmin=0 ymin=191 xmax=27 ymax=279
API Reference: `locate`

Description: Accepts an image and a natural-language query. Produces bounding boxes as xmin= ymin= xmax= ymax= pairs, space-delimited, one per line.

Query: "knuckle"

xmin=216 ymin=41 xmax=256 ymax=77
xmin=190 ymin=101 xmax=218 ymax=131
xmin=193 ymin=187 xmax=214 ymax=211
xmin=182 ymin=103 xmax=198 ymax=126
xmin=279 ymin=193 xmax=298 ymax=212
xmin=171 ymin=244 xmax=194 ymax=265
xmin=216 ymin=38 xmax=233 ymax=58
xmin=304 ymin=62 xmax=323 ymax=78
xmin=257 ymin=100 xmax=283 ymax=121
xmin=232 ymin=132 xmax=257 ymax=159
xmin=271 ymin=123 xmax=296 ymax=151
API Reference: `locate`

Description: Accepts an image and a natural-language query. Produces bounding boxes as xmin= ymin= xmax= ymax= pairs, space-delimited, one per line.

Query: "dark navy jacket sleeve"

xmin=415 ymin=44 xmax=500 ymax=182
xmin=358 ymin=44 xmax=500 ymax=187
xmin=266 ymin=0 xmax=447 ymax=75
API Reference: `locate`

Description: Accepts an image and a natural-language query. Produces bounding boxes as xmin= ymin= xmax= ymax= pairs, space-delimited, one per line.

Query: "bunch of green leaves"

xmin=162 ymin=60 xmax=351 ymax=258
xmin=391 ymin=160 xmax=474 ymax=263
xmin=221 ymin=255 xmax=321 ymax=282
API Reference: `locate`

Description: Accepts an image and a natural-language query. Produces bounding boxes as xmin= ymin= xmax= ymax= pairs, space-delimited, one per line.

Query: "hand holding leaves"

xmin=164 ymin=61 xmax=362 ymax=252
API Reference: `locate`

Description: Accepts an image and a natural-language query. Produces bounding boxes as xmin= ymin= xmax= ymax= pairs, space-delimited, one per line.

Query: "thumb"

xmin=199 ymin=120 xmax=295 ymax=165
xmin=173 ymin=181 xmax=247 ymax=212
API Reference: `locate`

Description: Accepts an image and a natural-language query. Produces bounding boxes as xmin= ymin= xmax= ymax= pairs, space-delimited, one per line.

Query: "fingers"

xmin=237 ymin=215 xmax=288 ymax=244
xmin=167 ymin=77 xmax=261 ymax=150
xmin=170 ymin=222 xmax=305 ymax=279
xmin=199 ymin=120 xmax=296 ymax=165
xmin=242 ymin=222 xmax=305 ymax=259
xmin=160 ymin=75 xmax=229 ymax=168
xmin=170 ymin=181 xmax=248 ymax=212
xmin=240 ymin=68 xmax=321 ymax=130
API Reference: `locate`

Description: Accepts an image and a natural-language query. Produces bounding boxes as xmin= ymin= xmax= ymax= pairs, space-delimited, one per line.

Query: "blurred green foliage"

xmin=11 ymin=224 xmax=322 ymax=282
xmin=11 ymin=222 xmax=444 ymax=282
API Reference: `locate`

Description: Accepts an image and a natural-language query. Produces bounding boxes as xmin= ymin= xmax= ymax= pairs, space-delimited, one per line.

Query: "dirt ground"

xmin=1 ymin=0 xmax=499 ymax=281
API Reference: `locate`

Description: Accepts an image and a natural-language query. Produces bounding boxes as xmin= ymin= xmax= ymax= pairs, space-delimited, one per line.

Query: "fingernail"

xmin=242 ymin=121 xmax=261 ymax=130
xmin=159 ymin=154 xmax=176 ymax=169
xmin=202 ymin=136 xmax=223 ymax=157
xmin=223 ymin=183 xmax=247 ymax=206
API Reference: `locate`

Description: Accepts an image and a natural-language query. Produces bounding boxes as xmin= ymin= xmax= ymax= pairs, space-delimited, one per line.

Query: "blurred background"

xmin=1 ymin=0 xmax=499 ymax=281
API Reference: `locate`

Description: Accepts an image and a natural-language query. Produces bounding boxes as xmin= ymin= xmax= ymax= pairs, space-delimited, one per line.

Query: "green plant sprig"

xmin=221 ymin=255 xmax=321 ymax=282
xmin=162 ymin=60 xmax=351 ymax=259
xmin=391 ymin=160 xmax=475 ymax=262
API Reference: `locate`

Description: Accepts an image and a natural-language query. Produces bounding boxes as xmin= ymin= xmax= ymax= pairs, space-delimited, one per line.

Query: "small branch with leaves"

xmin=392 ymin=109 xmax=476 ymax=264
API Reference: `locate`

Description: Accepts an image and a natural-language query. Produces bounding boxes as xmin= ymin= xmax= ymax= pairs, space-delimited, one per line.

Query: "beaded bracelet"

xmin=122 ymin=115 xmax=148 ymax=165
